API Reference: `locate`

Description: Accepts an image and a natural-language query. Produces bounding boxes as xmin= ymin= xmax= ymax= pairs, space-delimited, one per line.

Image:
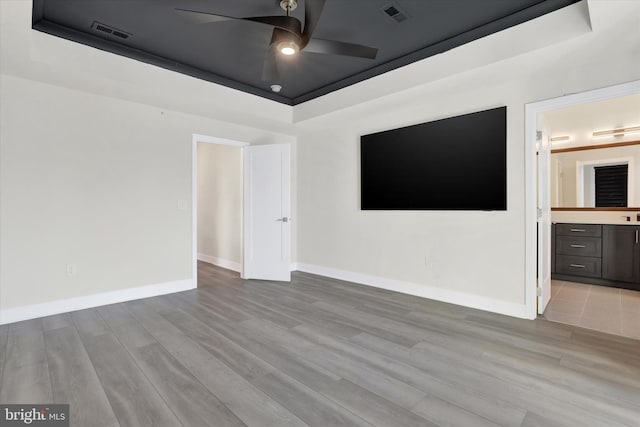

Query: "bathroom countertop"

xmin=553 ymin=221 xmax=640 ymax=225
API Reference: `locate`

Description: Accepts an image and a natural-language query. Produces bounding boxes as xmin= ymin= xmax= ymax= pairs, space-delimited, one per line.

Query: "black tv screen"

xmin=360 ymin=106 xmax=507 ymax=210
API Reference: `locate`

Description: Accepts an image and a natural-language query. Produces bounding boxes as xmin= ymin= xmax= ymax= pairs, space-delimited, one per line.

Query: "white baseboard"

xmin=296 ymin=263 xmax=530 ymax=319
xmin=290 ymin=262 xmax=298 ymax=272
xmin=0 ymin=279 xmax=195 ymax=325
xmin=198 ymin=253 xmax=241 ymax=272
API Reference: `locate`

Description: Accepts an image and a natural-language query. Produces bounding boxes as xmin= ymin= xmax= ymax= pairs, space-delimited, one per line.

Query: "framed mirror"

xmin=551 ymin=140 xmax=640 ymax=210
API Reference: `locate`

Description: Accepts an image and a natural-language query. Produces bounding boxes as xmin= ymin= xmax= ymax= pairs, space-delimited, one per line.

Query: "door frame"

xmin=524 ymin=80 xmax=640 ymax=319
xmin=192 ymin=134 xmax=249 ymax=287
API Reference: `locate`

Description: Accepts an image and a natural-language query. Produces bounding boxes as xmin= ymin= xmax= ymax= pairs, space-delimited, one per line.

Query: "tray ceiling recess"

xmin=32 ymin=0 xmax=580 ymax=105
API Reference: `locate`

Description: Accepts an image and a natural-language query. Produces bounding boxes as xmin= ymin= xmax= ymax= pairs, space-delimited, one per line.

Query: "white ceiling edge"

xmin=1 ymin=0 xmax=637 ymax=135
xmin=0 ymin=0 xmax=294 ymax=134
xmin=287 ymin=2 xmax=640 ymax=136
xmin=292 ymin=0 xmax=594 ymax=124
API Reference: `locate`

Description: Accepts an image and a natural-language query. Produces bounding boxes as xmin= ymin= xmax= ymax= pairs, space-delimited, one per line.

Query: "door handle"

xmin=276 ymin=217 xmax=290 ymax=223
xmin=636 ymin=229 xmax=639 ymax=244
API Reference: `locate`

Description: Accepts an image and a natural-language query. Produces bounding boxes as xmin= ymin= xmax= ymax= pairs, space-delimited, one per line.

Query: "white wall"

xmin=295 ymin=1 xmax=640 ymax=315
xmin=197 ymin=142 xmax=242 ymax=270
xmin=0 ymin=75 xmax=294 ymax=314
xmin=543 ymin=93 xmax=640 ymax=149
xmin=296 ymin=90 xmax=527 ymax=308
xmin=2 ymin=0 xmax=639 ymax=322
xmin=0 ymin=0 xmax=298 ymax=322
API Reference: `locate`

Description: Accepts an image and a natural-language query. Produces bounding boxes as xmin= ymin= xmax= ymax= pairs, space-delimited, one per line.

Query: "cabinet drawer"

xmin=555 ymin=223 xmax=602 ymax=237
xmin=556 ymin=255 xmax=602 ymax=278
xmin=556 ymin=236 xmax=602 ymax=257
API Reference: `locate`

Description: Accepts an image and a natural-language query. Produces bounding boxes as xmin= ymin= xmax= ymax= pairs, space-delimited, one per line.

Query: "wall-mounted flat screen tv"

xmin=360 ymin=106 xmax=507 ymax=211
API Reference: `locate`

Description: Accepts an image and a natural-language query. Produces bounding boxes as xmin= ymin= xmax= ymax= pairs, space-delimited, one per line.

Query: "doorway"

xmin=526 ymin=81 xmax=640 ymax=334
xmin=191 ymin=134 xmax=293 ymax=286
xmin=192 ymin=134 xmax=248 ymax=286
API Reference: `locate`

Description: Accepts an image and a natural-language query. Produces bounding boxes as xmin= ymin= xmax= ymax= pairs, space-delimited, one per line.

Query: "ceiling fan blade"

xmin=175 ymin=9 xmax=237 ymax=24
xmin=176 ymin=9 xmax=301 ymax=33
xmin=304 ymin=38 xmax=378 ymax=59
xmin=246 ymin=16 xmax=302 ymax=33
xmin=262 ymin=45 xmax=280 ymax=82
xmin=301 ymin=0 xmax=326 ymax=45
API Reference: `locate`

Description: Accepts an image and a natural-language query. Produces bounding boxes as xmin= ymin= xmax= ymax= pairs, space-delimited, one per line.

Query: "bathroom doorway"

xmin=527 ymin=83 xmax=640 ymax=339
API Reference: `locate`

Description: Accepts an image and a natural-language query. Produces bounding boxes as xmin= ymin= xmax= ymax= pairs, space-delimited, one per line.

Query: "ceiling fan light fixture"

xmin=278 ymin=41 xmax=299 ymax=56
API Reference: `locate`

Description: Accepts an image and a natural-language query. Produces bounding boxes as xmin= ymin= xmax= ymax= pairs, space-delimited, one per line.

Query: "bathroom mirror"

xmin=550 ymin=141 xmax=640 ymax=209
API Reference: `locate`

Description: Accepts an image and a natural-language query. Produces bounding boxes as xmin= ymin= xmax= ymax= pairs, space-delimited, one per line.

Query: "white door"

xmin=242 ymin=144 xmax=291 ymax=281
xmin=537 ymin=127 xmax=552 ymax=313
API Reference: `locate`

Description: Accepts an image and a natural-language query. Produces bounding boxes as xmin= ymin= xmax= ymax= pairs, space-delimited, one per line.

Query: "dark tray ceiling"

xmin=32 ymin=0 xmax=580 ymax=105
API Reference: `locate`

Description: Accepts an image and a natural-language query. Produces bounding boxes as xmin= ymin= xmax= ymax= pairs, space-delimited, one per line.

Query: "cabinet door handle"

xmin=570 ymin=228 xmax=586 ymax=232
xmin=570 ymin=264 xmax=586 ymax=268
xmin=570 ymin=244 xmax=586 ymax=248
xmin=636 ymin=229 xmax=639 ymax=244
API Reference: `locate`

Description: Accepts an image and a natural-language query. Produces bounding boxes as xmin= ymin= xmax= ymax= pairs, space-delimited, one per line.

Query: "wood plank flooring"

xmin=1 ymin=261 xmax=639 ymax=426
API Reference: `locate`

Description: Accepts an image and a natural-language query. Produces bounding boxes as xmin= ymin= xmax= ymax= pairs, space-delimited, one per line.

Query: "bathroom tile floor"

xmin=543 ymin=280 xmax=640 ymax=340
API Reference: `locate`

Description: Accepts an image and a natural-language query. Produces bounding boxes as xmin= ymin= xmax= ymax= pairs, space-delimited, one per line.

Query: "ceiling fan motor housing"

xmin=275 ymin=16 xmax=302 ymax=35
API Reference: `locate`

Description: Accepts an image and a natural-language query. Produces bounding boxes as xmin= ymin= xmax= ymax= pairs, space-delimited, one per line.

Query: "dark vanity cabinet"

xmin=553 ymin=223 xmax=640 ymax=291
xmin=603 ymin=225 xmax=640 ymax=287
xmin=551 ymin=223 xmax=556 ymax=274
xmin=554 ymin=224 xmax=602 ymax=278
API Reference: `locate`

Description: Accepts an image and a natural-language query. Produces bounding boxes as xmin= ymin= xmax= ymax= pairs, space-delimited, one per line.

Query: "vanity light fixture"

xmin=550 ymin=135 xmax=570 ymax=142
xmin=592 ymin=125 xmax=640 ymax=138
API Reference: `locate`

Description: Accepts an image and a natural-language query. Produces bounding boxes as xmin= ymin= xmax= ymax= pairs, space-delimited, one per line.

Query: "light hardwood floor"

xmin=1 ymin=261 xmax=639 ymax=426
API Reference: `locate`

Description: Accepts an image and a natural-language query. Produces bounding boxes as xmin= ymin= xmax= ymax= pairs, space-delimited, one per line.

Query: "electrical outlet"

xmin=66 ymin=264 xmax=77 ymax=276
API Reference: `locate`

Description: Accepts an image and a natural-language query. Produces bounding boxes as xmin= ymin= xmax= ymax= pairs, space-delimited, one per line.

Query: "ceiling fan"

xmin=175 ymin=0 xmax=378 ymax=82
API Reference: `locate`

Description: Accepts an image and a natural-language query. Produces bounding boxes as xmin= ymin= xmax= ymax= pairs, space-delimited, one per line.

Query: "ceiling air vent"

xmin=90 ymin=21 xmax=131 ymax=40
xmin=381 ymin=3 xmax=408 ymax=23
